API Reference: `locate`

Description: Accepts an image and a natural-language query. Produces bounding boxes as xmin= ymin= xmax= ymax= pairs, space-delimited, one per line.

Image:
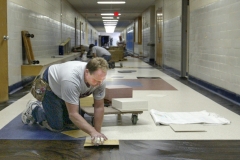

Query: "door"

xmin=155 ymin=8 xmax=163 ymax=66
xmin=0 ymin=0 xmax=8 ymax=103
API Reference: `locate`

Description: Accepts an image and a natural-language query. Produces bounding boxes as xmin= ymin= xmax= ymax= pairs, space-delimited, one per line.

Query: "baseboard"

xmin=189 ymin=75 xmax=240 ymax=105
xmin=9 ymin=77 xmax=34 ymax=94
xmin=163 ymin=64 xmax=181 ymax=77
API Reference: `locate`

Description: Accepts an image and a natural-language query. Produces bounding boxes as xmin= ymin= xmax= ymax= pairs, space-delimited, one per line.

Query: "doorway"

xmin=0 ymin=0 xmax=9 ymax=102
xmin=99 ymin=35 xmax=109 ymax=48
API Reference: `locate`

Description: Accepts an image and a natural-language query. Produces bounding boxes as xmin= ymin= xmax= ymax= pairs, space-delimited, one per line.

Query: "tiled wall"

xmin=163 ymin=16 xmax=181 ymax=71
xmin=8 ymin=1 xmax=61 ymax=85
xmin=189 ymin=0 xmax=240 ymax=95
xmin=142 ymin=7 xmax=155 ymax=62
xmin=7 ymin=0 xmax=96 ymax=87
xmin=87 ymin=26 xmax=97 ymax=45
xmin=142 ymin=27 xmax=150 ymax=58
xmin=163 ymin=0 xmax=182 ymax=72
xmin=190 ymin=0 xmax=218 ymax=12
xmin=163 ymin=0 xmax=182 ymax=21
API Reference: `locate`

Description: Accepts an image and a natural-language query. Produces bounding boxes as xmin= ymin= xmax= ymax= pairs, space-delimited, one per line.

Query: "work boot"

xmin=111 ymin=62 xmax=115 ymax=68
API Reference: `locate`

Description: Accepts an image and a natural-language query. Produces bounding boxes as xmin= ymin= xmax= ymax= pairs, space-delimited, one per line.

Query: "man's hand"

xmin=90 ymin=131 xmax=107 ymax=146
xmin=65 ymin=102 xmax=108 ymax=144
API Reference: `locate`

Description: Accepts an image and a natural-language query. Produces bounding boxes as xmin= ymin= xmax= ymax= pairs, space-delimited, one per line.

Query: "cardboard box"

xmin=80 ymin=94 xmax=94 ymax=107
xmin=109 ymin=50 xmax=124 ymax=62
xmin=112 ymin=98 xmax=148 ymax=111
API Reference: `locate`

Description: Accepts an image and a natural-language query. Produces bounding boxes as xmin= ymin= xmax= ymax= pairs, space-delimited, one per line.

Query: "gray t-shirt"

xmin=48 ymin=61 xmax=106 ymax=105
xmin=92 ymin=46 xmax=111 ymax=57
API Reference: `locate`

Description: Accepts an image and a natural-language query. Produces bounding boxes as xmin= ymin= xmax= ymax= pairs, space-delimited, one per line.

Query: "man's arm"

xmin=92 ymin=52 xmax=97 ymax=58
xmin=80 ymin=52 xmax=84 ymax=58
xmin=91 ymin=47 xmax=97 ymax=57
xmin=65 ymin=102 xmax=107 ymax=140
xmin=93 ymin=99 xmax=105 ymax=132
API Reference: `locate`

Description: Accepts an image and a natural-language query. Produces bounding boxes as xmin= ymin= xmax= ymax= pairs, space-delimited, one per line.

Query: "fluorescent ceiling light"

xmin=102 ymin=17 xmax=114 ymax=19
xmin=104 ymin=26 xmax=116 ymax=33
xmin=103 ymin=20 xmax=118 ymax=21
xmin=101 ymin=8 xmax=120 ymax=10
xmin=104 ymin=24 xmax=117 ymax=26
xmin=103 ymin=21 xmax=117 ymax=23
xmin=103 ymin=23 xmax=117 ymax=25
xmin=103 ymin=22 xmax=117 ymax=24
xmin=98 ymin=1 xmax=126 ymax=4
xmin=101 ymin=13 xmax=121 ymax=16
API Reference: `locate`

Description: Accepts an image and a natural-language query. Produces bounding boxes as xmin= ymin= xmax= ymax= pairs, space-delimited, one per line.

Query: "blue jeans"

xmin=102 ymin=55 xmax=111 ymax=62
xmin=32 ymin=67 xmax=72 ymax=131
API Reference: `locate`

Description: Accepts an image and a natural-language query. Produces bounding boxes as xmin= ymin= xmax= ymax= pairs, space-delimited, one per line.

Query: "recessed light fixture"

xmin=104 ymin=26 xmax=116 ymax=33
xmin=103 ymin=20 xmax=118 ymax=21
xmin=103 ymin=21 xmax=117 ymax=24
xmin=103 ymin=22 xmax=117 ymax=24
xmin=104 ymin=24 xmax=117 ymax=26
xmin=101 ymin=8 xmax=120 ymax=11
xmin=102 ymin=17 xmax=114 ymax=19
xmin=98 ymin=1 xmax=126 ymax=4
xmin=101 ymin=13 xmax=121 ymax=16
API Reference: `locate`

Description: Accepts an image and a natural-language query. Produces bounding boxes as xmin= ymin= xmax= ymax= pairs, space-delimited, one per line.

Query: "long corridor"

xmin=0 ymin=57 xmax=240 ymax=159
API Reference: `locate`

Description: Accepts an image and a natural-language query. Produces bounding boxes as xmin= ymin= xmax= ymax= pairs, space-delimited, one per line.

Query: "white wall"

xmin=142 ymin=6 xmax=155 ymax=61
xmin=189 ymin=0 xmax=240 ymax=95
xmin=7 ymin=0 xmax=96 ymax=87
xmin=8 ymin=0 xmax=240 ymax=97
xmin=163 ymin=0 xmax=182 ymax=71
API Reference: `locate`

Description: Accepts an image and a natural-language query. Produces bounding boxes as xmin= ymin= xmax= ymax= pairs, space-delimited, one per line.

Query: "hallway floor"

xmin=0 ymin=57 xmax=240 ymax=159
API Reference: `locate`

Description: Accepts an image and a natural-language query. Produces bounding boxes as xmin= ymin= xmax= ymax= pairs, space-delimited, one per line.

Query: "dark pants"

xmin=32 ymin=68 xmax=72 ymax=131
xmin=102 ymin=55 xmax=111 ymax=62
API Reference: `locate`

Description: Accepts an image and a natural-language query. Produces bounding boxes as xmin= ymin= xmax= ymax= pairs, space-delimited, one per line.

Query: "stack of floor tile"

xmin=80 ymin=94 xmax=94 ymax=107
xmin=105 ymin=85 xmax=132 ymax=101
xmin=112 ymin=98 xmax=148 ymax=112
xmin=108 ymin=47 xmax=124 ymax=62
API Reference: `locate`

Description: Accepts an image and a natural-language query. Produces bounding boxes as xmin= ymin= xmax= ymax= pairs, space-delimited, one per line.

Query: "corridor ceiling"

xmin=67 ymin=0 xmax=155 ymax=32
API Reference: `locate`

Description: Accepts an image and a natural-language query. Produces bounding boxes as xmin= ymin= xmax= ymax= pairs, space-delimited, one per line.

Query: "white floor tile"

xmin=2 ymin=57 xmax=240 ymax=140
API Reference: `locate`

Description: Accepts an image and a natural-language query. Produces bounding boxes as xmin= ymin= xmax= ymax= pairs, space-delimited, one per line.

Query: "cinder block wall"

xmin=163 ymin=0 xmax=182 ymax=72
xmin=142 ymin=6 xmax=155 ymax=62
xmin=7 ymin=0 xmax=96 ymax=87
xmin=189 ymin=0 xmax=240 ymax=95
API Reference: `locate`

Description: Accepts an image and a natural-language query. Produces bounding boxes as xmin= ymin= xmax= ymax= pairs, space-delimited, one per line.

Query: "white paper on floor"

xmin=150 ymin=109 xmax=231 ymax=125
